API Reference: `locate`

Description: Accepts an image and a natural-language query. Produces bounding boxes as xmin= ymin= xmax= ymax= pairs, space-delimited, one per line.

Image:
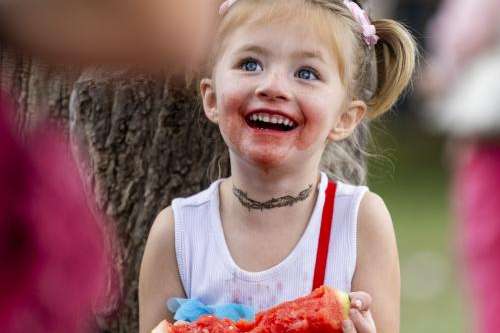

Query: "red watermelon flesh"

xmin=167 ymin=316 xmax=242 ymax=333
xmin=154 ymin=286 xmax=350 ymax=333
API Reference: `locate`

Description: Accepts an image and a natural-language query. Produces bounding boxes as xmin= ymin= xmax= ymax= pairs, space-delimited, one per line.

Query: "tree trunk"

xmin=0 ymin=47 xmax=78 ymax=133
xmin=1 ymin=47 xmax=225 ymax=332
xmin=70 ymin=69 xmax=225 ymax=332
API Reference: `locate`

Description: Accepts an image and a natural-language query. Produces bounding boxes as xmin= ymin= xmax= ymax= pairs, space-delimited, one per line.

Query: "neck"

xmin=218 ymin=151 xmax=323 ymax=230
xmin=229 ymin=153 xmax=321 ymax=203
xmin=232 ymin=183 xmax=314 ymax=211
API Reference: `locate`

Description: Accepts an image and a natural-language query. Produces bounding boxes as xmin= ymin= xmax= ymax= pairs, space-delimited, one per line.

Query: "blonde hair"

xmin=205 ymin=0 xmax=417 ymax=184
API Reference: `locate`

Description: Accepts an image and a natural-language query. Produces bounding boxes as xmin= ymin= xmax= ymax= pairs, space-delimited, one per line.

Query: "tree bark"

xmin=70 ymin=70 xmax=225 ymax=332
xmin=1 ymin=47 xmax=225 ymax=332
xmin=0 ymin=47 xmax=78 ymax=133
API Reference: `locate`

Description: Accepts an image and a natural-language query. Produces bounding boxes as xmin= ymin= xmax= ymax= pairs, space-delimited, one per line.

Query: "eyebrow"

xmin=234 ymin=44 xmax=326 ymax=64
xmin=292 ymin=50 xmax=326 ymax=64
xmin=234 ymin=44 xmax=270 ymax=55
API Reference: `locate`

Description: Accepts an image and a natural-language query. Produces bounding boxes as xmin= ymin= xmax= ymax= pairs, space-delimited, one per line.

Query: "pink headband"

xmin=218 ymin=0 xmax=379 ymax=47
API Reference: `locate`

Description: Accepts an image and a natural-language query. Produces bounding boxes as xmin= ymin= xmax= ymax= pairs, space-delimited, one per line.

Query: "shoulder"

xmin=355 ymin=191 xmax=398 ymax=276
xmin=139 ymin=206 xmax=185 ymax=331
xmin=353 ymin=194 xmax=400 ymax=331
xmin=140 ymin=207 xmax=176 ymax=281
xmin=148 ymin=206 xmax=175 ymax=248
xmin=358 ymin=191 xmax=391 ymax=223
xmin=356 ymin=191 xmax=395 ymax=249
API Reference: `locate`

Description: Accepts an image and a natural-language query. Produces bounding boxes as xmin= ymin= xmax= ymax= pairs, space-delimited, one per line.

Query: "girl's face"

xmin=201 ymin=19 xmax=365 ymax=170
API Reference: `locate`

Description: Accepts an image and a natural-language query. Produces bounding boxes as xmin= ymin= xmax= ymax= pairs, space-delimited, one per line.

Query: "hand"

xmin=151 ymin=320 xmax=171 ymax=333
xmin=0 ymin=0 xmax=221 ymax=68
xmin=342 ymin=291 xmax=376 ymax=333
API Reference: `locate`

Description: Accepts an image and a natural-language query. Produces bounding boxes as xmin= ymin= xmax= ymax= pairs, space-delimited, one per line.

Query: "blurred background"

xmin=372 ymin=0 xmax=462 ymax=332
xmin=371 ymin=0 xmax=500 ymax=332
xmin=369 ymin=120 xmax=464 ymax=333
xmin=2 ymin=0 xmax=499 ymax=332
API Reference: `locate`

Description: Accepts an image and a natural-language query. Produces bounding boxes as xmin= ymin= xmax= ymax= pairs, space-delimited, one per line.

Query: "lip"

xmin=245 ymin=125 xmax=299 ymax=137
xmin=242 ymin=110 xmax=300 ymax=137
xmin=245 ymin=108 xmax=300 ymax=125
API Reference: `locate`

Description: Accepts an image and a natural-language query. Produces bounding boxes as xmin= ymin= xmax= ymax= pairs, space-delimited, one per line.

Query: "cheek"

xmin=297 ymin=111 xmax=326 ymax=151
xmin=296 ymin=96 xmax=340 ymax=151
xmin=217 ymin=73 xmax=250 ymax=116
xmin=217 ymin=84 xmax=248 ymax=149
xmin=219 ymin=110 xmax=244 ymax=149
xmin=220 ymin=92 xmax=244 ymax=116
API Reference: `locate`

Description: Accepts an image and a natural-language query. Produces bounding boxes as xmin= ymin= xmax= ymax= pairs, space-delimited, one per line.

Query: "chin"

xmin=240 ymin=146 xmax=292 ymax=170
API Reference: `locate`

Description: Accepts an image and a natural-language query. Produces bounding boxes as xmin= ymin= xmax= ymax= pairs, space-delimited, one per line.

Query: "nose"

xmin=255 ymin=71 xmax=292 ymax=102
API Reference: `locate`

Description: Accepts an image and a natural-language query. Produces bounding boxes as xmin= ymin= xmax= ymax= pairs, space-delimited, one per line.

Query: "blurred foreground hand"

xmin=0 ymin=0 xmax=220 ymax=70
xmin=0 ymin=95 xmax=117 ymax=332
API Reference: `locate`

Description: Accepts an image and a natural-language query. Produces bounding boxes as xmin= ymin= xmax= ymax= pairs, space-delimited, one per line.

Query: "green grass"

xmin=368 ymin=118 xmax=467 ymax=333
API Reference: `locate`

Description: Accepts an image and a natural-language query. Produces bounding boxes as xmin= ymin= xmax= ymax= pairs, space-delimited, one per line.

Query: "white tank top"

xmin=172 ymin=172 xmax=368 ymax=312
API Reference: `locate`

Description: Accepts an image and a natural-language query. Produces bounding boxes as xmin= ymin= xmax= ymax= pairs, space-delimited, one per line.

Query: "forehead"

xmin=224 ymin=20 xmax=334 ymax=61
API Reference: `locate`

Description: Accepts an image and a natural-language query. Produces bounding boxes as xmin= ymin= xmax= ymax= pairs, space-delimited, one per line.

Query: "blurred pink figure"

xmin=454 ymin=144 xmax=500 ymax=333
xmin=426 ymin=0 xmax=500 ymax=87
xmin=0 ymin=95 xmax=111 ymax=332
xmin=424 ymin=1 xmax=500 ymax=332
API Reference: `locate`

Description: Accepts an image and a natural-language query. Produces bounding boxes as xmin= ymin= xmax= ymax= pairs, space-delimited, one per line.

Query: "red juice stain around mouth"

xmin=296 ymin=119 xmax=324 ymax=151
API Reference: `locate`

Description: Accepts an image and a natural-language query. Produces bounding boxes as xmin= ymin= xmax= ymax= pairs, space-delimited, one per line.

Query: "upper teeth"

xmin=250 ymin=113 xmax=296 ymax=127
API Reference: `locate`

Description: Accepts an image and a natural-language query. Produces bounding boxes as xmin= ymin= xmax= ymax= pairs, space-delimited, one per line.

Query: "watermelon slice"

xmin=152 ymin=286 xmax=350 ymax=333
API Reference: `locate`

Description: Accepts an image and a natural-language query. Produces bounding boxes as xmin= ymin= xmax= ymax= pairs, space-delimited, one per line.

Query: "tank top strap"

xmin=324 ymin=181 xmax=369 ymax=291
xmin=312 ymin=180 xmax=337 ymax=291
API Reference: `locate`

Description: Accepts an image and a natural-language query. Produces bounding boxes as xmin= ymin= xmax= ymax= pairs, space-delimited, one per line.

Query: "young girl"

xmin=139 ymin=0 xmax=416 ymax=332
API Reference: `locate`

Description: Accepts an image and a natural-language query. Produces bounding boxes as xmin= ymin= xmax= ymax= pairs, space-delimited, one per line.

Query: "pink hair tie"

xmin=343 ymin=0 xmax=379 ymax=47
xmin=219 ymin=0 xmax=239 ymax=16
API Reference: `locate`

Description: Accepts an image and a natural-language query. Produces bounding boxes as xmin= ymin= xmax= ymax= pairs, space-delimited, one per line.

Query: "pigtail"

xmin=368 ymin=19 xmax=417 ymax=118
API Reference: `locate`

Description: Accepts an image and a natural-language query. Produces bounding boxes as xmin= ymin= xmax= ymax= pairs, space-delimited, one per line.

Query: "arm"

xmin=350 ymin=192 xmax=400 ymax=333
xmin=139 ymin=207 xmax=186 ymax=333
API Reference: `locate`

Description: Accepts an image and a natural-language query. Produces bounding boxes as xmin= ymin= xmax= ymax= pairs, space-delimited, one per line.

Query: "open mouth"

xmin=245 ymin=112 xmax=298 ymax=132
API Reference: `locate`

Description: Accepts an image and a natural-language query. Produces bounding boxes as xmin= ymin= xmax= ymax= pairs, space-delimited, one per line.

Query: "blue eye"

xmin=296 ymin=68 xmax=320 ymax=80
xmin=240 ymin=58 xmax=263 ymax=72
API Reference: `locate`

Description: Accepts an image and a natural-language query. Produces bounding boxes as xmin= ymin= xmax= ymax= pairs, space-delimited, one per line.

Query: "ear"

xmin=328 ymin=100 xmax=367 ymax=141
xmin=200 ymin=78 xmax=218 ymax=124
